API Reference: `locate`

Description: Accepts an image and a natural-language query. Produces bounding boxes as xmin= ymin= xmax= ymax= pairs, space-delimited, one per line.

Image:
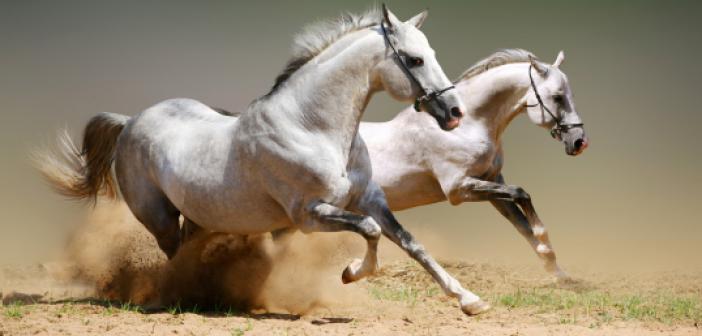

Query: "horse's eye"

xmin=407 ymin=56 xmax=424 ymax=68
xmin=553 ymin=95 xmax=564 ymax=104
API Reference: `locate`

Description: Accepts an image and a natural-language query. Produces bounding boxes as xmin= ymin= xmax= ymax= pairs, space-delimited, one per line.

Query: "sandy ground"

xmin=1 ymin=203 xmax=700 ymax=335
xmin=1 ymin=262 xmax=701 ymax=336
xmin=1 ymin=301 xmax=700 ymax=336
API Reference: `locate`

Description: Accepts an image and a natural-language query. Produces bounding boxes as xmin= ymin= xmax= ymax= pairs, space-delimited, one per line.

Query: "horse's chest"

xmin=455 ymin=137 xmax=498 ymax=177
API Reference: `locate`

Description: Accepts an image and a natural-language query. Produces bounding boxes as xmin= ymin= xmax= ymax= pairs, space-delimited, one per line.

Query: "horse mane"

xmin=261 ymin=8 xmax=381 ymax=98
xmin=455 ymin=49 xmax=538 ymax=83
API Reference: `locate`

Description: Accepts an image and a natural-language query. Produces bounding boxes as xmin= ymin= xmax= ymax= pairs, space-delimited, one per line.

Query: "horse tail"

xmin=34 ymin=112 xmax=130 ymax=202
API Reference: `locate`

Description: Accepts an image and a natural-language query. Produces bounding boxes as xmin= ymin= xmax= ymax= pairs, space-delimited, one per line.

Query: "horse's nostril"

xmin=574 ymin=138 xmax=584 ymax=150
xmin=450 ymin=106 xmax=463 ymax=118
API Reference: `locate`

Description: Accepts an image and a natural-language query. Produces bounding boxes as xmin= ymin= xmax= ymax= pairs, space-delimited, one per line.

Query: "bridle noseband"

xmin=380 ymin=22 xmax=455 ymax=113
xmin=527 ymin=65 xmax=584 ymax=139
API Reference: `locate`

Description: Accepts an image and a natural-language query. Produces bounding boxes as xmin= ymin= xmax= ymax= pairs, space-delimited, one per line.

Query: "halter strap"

xmin=380 ymin=22 xmax=455 ymax=113
xmin=527 ymin=64 xmax=583 ymax=139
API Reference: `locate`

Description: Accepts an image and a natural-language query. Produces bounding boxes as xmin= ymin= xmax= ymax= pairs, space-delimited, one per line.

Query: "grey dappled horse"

xmin=38 ymin=7 xmax=494 ymax=315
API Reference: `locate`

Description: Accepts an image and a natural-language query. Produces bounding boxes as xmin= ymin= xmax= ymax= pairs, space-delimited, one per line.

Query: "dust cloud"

xmin=5 ymin=202 xmax=369 ymax=314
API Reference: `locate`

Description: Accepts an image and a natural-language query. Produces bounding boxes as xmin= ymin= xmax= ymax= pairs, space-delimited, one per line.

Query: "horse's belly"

xmin=200 ymin=201 xmax=291 ymax=234
xmin=157 ymin=154 xmax=292 ymax=234
xmin=379 ymin=171 xmax=447 ymax=211
xmin=177 ymin=184 xmax=291 ymax=234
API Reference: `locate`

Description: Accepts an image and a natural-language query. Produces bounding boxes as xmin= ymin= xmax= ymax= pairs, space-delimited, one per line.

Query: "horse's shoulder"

xmin=425 ymin=122 xmax=501 ymax=184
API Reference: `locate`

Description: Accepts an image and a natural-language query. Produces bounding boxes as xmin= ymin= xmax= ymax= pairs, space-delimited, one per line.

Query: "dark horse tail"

xmin=34 ymin=112 xmax=130 ymax=202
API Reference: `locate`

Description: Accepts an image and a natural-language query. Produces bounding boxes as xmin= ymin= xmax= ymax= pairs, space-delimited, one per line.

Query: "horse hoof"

xmin=341 ymin=268 xmax=353 ymax=284
xmin=341 ymin=258 xmax=363 ymax=284
xmin=461 ymin=299 xmax=491 ymax=316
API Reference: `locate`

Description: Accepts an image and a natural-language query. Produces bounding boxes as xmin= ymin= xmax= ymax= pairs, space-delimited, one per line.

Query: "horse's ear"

xmin=381 ymin=4 xmax=402 ymax=31
xmin=553 ymin=50 xmax=565 ymax=68
xmin=529 ymin=55 xmax=549 ymax=76
xmin=405 ymin=9 xmax=428 ymax=29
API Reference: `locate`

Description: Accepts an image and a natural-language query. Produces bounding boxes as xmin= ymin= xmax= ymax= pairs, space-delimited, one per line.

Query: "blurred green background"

xmin=1 ymin=1 xmax=700 ymax=271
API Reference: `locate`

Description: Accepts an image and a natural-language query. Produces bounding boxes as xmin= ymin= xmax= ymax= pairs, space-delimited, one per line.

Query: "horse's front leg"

xmin=490 ymin=199 xmax=568 ymax=280
xmin=300 ymin=201 xmax=381 ymax=283
xmin=447 ymin=175 xmax=569 ymax=281
xmin=357 ymin=182 xmax=491 ymax=316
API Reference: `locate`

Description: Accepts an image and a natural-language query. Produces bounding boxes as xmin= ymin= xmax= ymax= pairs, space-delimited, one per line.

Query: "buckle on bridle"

xmin=413 ymin=85 xmax=456 ymax=112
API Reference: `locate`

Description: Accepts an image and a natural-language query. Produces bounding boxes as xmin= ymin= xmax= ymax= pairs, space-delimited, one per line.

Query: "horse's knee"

xmin=510 ymin=186 xmax=530 ymax=201
xmin=446 ymin=188 xmax=465 ymax=205
xmin=360 ymin=217 xmax=381 ymax=240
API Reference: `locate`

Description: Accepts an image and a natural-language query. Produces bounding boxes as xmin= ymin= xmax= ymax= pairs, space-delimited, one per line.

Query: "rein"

xmin=527 ymin=65 xmax=583 ymax=139
xmin=380 ymin=22 xmax=455 ymax=113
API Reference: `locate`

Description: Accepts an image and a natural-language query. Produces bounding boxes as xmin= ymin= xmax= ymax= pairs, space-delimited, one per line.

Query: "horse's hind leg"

xmin=299 ymin=201 xmax=381 ymax=283
xmin=124 ymin=190 xmax=181 ymax=259
xmin=357 ymin=182 xmax=490 ymax=316
xmin=181 ymin=217 xmax=204 ymax=244
xmin=116 ymin=139 xmax=181 ymax=258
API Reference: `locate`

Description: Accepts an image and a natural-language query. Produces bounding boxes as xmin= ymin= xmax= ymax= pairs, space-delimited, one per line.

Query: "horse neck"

xmin=456 ymin=62 xmax=532 ymax=142
xmin=259 ymin=30 xmax=382 ymax=149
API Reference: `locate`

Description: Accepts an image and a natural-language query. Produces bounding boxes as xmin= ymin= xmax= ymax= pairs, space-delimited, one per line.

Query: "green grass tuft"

xmin=494 ymin=288 xmax=701 ymax=324
xmin=167 ymin=302 xmax=183 ymax=315
xmin=3 ymin=301 xmax=25 ymax=319
xmin=119 ymin=301 xmax=143 ymax=313
xmin=369 ymin=283 xmax=440 ymax=307
xmin=102 ymin=301 xmax=118 ymax=316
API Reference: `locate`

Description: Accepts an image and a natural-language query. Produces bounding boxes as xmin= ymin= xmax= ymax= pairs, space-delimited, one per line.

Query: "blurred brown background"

xmin=1 ymin=1 xmax=700 ymax=271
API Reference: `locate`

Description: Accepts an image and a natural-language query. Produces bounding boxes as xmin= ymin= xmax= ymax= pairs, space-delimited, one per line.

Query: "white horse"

xmin=39 ymin=6 xmax=495 ymax=315
xmin=211 ymin=49 xmax=587 ymax=306
xmin=360 ymin=49 xmax=588 ymax=280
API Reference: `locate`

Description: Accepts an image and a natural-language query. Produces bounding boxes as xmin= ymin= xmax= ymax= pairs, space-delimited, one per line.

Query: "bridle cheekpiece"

xmin=380 ymin=22 xmax=456 ymax=113
xmin=527 ymin=64 xmax=584 ymax=139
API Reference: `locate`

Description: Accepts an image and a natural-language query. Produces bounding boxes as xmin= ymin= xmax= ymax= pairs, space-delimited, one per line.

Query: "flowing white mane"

xmin=455 ymin=49 xmax=538 ymax=83
xmin=264 ymin=8 xmax=381 ymax=96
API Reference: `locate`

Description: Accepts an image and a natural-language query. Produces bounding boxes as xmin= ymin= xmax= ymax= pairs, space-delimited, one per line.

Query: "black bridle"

xmin=527 ymin=65 xmax=584 ymax=139
xmin=380 ymin=22 xmax=455 ymax=113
